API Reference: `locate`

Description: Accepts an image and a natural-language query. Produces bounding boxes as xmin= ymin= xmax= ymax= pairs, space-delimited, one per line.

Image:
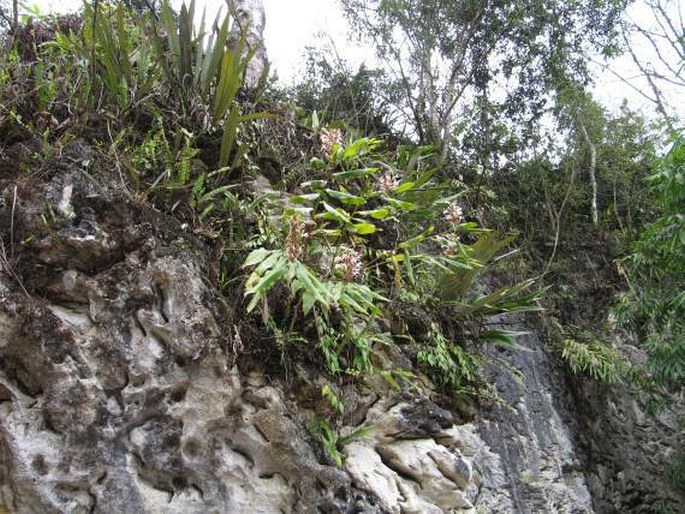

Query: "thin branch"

xmin=10 ymin=185 xmax=17 ymax=259
xmin=623 ymin=31 xmax=672 ymax=122
xmin=642 ymin=69 xmax=685 ymax=88
xmin=540 ymin=166 xmax=577 ymax=277
xmin=589 ymin=56 xmax=659 ymax=104
xmin=0 ymin=237 xmax=30 ymax=299
xmin=650 ymin=0 xmax=685 ymax=59
xmin=632 ymin=24 xmax=683 ymax=79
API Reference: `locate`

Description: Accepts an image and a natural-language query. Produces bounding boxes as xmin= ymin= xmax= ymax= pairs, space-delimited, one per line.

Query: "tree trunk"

xmin=227 ymin=0 xmax=268 ymax=90
xmin=580 ymin=124 xmax=599 ymax=226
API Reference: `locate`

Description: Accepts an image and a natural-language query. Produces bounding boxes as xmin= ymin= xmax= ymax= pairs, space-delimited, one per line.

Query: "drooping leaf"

xmin=325 ymin=189 xmax=367 ymax=207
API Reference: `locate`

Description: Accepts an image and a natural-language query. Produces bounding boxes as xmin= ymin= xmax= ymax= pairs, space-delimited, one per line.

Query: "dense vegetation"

xmin=0 ymin=0 xmax=682 ymax=502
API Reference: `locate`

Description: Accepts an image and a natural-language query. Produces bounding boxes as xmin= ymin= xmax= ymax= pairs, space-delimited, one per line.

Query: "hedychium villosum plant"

xmin=243 ymin=130 xmax=544 ymax=390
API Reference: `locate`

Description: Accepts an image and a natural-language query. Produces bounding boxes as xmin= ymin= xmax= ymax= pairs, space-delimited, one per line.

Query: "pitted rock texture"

xmin=0 ymin=141 xmax=517 ymax=514
xmin=1 ymin=141 xmax=682 ymax=514
xmin=342 ymin=398 xmax=514 ymax=513
xmin=0 ymin=143 xmax=369 ymax=513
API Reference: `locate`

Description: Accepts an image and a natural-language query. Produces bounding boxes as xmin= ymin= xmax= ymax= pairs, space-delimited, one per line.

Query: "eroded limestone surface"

xmin=0 ymin=147 xmax=354 ymax=513
xmin=0 ymin=142 xmax=508 ymax=513
xmin=1 ymin=141 xmax=682 ymax=513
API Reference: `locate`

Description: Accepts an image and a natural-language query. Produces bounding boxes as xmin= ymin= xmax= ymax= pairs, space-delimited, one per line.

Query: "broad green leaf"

xmin=253 ymin=251 xmax=286 ymax=277
xmin=302 ymin=289 xmax=316 ymax=315
xmin=246 ymin=264 xmax=288 ymax=298
xmin=479 ymin=330 xmax=532 ymax=351
xmin=383 ymin=197 xmax=416 ymax=211
xmin=294 ymin=264 xmax=330 ymax=313
xmin=399 ymin=228 xmax=434 ymax=249
xmin=317 ymin=229 xmax=343 ymax=238
xmin=202 ymin=16 xmax=230 ymax=91
xmin=352 ymin=222 xmax=377 ymax=235
xmin=357 ymin=208 xmax=391 ymax=220
xmin=325 ymin=189 xmax=366 ymax=207
xmin=332 ymin=167 xmax=379 ymax=180
xmin=301 ymin=180 xmax=328 ymax=190
xmin=243 ymin=248 xmax=273 ymax=268
xmin=318 ymin=202 xmax=351 ymax=224
xmin=291 ymin=193 xmax=320 ymax=204
xmin=395 ymin=181 xmax=416 ymax=194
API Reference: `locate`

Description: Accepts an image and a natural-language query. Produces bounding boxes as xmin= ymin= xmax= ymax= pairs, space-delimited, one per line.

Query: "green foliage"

xmin=321 ymin=384 xmax=345 ymax=416
xmin=49 ymin=2 xmax=153 ymax=110
xmin=243 ymin=132 xmax=540 ymax=390
xmin=293 ymin=51 xmax=394 ymax=136
xmin=614 ymin=133 xmax=685 ymax=391
xmin=309 ymin=417 xmax=374 ymax=468
xmin=417 ymin=323 xmax=477 ymax=395
xmin=153 ymin=0 xmax=266 ymax=168
xmin=0 ymin=0 xmax=568 ymax=441
xmin=560 ymin=329 xmax=631 ymax=384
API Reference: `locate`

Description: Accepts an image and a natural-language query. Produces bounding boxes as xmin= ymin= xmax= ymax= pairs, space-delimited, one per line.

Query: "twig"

xmin=0 ymin=236 xmax=30 ymax=299
xmin=10 ymin=185 xmax=16 ymax=259
xmin=539 ymin=166 xmax=577 ymax=279
xmin=107 ymin=119 xmax=127 ymax=190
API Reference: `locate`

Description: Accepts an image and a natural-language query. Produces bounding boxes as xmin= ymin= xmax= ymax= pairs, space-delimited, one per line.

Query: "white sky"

xmin=33 ymin=0 xmax=685 ymax=121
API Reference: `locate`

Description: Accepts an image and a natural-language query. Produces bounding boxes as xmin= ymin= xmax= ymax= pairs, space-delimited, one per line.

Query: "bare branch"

xmin=624 ymin=31 xmax=673 ymax=122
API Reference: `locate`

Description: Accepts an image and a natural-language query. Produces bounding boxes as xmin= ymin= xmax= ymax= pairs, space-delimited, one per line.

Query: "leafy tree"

xmin=339 ymin=0 xmax=629 ymax=165
xmin=553 ymin=85 xmax=605 ymax=226
xmin=293 ymin=50 xmax=395 ymax=136
xmin=487 ymin=100 xmax=656 ymax=338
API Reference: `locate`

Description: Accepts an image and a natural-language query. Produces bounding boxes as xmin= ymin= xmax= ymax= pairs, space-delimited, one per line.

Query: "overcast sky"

xmin=36 ymin=0 xmax=683 ymax=121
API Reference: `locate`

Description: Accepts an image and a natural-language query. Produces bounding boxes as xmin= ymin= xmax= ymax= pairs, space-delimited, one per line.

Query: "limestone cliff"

xmin=0 ymin=140 xmax=682 ymax=513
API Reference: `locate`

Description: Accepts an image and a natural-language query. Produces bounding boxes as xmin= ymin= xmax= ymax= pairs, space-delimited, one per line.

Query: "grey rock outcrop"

xmin=476 ymin=319 xmax=684 ymax=513
xmin=343 ymin=398 xmax=514 ymax=513
xmin=476 ymin=323 xmax=595 ymax=513
xmin=0 ymin=142 xmax=362 ymax=513
xmin=0 ymin=140 xmax=682 ymax=513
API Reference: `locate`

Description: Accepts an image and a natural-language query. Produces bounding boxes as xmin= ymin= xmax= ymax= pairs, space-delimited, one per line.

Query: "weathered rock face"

xmin=476 ymin=325 xmax=596 ymax=513
xmin=343 ymin=399 xmax=514 ymax=513
xmin=476 ymin=322 xmax=684 ymax=513
xmin=565 ymin=357 xmax=685 ymax=512
xmin=0 ymin=142 xmax=511 ymax=513
xmin=0 ymin=143 xmax=360 ymax=513
xmin=0 ymin=141 xmax=682 ymax=513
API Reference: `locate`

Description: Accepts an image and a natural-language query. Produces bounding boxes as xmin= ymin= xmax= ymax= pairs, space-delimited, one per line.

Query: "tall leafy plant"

xmin=154 ymin=0 xmax=262 ymax=168
xmin=243 ymin=132 xmax=541 ymax=388
xmin=53 ymin=2 xmax=155 ymax=110
xmin=614 ymin=132 xmax=685 ymax=390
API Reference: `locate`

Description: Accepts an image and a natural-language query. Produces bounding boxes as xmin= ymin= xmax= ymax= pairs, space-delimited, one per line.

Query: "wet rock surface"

xmin=477 ymin=322 xmax=684 ymax=513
